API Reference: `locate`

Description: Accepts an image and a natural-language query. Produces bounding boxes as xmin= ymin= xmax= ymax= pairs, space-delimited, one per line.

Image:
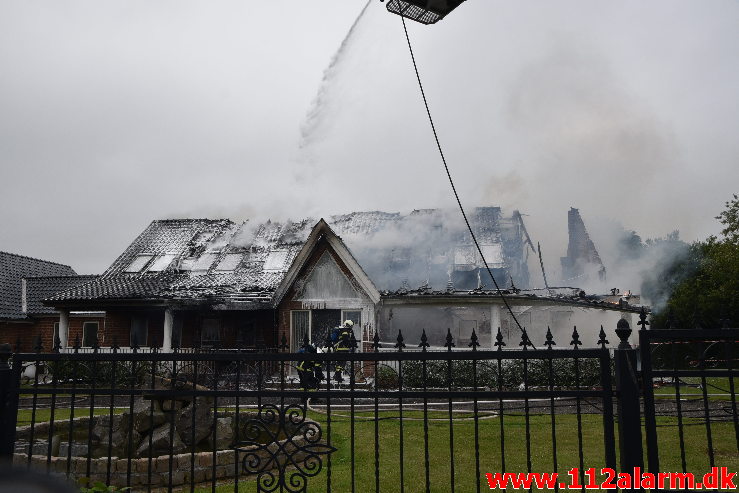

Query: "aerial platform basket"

xmin=384 ymin=0 xmax=467 ymax=25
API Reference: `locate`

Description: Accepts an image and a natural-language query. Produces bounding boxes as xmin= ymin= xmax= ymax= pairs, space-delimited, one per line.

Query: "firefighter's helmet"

xmin=343 ymin=320 xmax=354 ymax=328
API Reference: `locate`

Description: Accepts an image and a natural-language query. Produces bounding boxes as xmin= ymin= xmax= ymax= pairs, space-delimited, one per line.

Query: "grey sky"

xmin=1 ymin=0 xmax=737 ymax=277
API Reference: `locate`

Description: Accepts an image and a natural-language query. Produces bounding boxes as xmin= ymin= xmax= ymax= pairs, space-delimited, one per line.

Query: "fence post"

xmin=0 ymin=343 xmax=20 ymax=464
xmin=614 ymin=319 xmax=644 ymax=487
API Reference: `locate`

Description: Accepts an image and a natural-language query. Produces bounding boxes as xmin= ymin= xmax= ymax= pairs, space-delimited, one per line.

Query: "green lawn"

xmin=194 ymin=410 xmax=738 ymax=493
xmin=15 ymin=405 xmax=737 ymax=492
xmin=16 ymin=408 xmax=125 ymax=427
xmin=653 ymin=377 xmax=739 ymax=401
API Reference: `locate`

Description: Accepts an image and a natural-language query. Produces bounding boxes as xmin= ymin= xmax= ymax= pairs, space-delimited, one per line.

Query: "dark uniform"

xmin=296 ymin=344 xmax=324 ymax=391
xmin=330 ymin=321 xmax=354 ymax=380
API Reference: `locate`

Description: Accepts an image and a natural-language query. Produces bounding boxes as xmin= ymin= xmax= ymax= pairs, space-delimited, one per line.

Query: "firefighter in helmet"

xmin=330 ymin=320 xmax=354 ymax=381
xmin=296 ymin=343 xmax=324 ymax=393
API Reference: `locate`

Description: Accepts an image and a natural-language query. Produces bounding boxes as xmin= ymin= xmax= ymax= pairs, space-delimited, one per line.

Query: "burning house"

xmin=40 ymin=208 xmax=644 ymax=353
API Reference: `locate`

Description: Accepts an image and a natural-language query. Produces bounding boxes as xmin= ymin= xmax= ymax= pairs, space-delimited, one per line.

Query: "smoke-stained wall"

xmin=378 ymin=301 xmax=635 ymax=349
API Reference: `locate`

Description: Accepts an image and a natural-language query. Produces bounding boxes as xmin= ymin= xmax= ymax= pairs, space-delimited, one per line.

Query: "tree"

xmin=717 ymin=193 xmax=739 ymax=244
xmin=653 ymin=194 xmax=739 ymax=328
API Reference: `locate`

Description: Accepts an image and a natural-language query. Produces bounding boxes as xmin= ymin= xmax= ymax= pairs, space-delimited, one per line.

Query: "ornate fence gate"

xmin=640 ymin=326 xmax=739 ymax=490
xmin=0 ymin=316 xmax=736 ymax=492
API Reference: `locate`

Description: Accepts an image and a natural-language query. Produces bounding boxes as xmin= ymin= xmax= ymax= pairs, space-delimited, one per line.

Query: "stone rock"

xmin=136 ymin=423 xmax=186 ymax=457
xmin=161 ymin=399 xmax=186 ymax=412
xmin=177 ymin=401 xmax=212 ymax=446
xmin=207 ymin=417 xmax=233 ymax=450
xmin=91 ymin=414 xmax=136 ymax=457
xmin=133 ymin=397 xmax=167 ymax=434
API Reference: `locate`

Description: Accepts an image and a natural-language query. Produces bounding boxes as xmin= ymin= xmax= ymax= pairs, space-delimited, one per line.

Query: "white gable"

xmin=297 ymin=252 xmax=360 ymax=302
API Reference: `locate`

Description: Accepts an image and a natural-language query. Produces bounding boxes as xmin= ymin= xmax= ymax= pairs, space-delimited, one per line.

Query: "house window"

xmin=290 ymin=310 xmax=310 ymax=353
xmin=130 ymin=316 xmax=148 ymax=347
xmin=201 ymin=318 xmax=221 ymax=347
xmin=215 ymin=253 xmax=244 ymax=271
xmin=124 ymin=254 xmax=154 ymax=273
xmin=83 ymin=322 xmax=99 ymax=348
xmin=263 ymin=249 xmax=289 ymax=271
xmin=147 ymin=254 xmax=177 ymax=272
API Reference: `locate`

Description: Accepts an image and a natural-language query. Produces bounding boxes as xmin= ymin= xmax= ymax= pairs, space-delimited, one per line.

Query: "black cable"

xmin=400 ymin=16 xmax=528 ymax=340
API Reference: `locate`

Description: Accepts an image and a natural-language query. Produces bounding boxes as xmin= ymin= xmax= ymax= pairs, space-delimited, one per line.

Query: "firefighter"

xmin=296 ymin=343 xmax=323 ymax=392
xmin=330 ymin=320 xmax=354 ymax=381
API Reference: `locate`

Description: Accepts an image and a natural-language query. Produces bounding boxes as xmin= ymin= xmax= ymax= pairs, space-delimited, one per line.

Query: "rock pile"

xmin=89 ymin=377 xmax=232 ymax=458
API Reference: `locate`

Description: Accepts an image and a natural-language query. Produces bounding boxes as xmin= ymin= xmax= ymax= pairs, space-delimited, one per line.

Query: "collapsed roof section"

xmin=560 ymin=208 xmax=606 ymax=284
xmin=329 ymin=207 xmax=532 ymax=293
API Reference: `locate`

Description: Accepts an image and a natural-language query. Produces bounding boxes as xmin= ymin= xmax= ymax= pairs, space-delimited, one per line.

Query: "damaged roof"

xmin=0 ymin=251 xmax=77 ymax=319
xmin=381 ymin=286 xmax=647 ymax=313
xmin=48 ymin=208 xmax=530 ymax=306
xmin=49 ymin=218 xmax=314 ymax=305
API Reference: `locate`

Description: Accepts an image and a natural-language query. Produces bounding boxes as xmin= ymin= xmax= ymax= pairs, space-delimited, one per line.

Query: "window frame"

xmin=124 ymin=254 xmax=155 ymax=273
xmin=290 ymin=310 xmax=311 ymax=353
xmin=82 ymin=321 xmax=99 ymax=348
xmin=53 ymin=322 xmax=60 ymax=347
xmin=130 ymin=316 xmax=149 ymax=347
xmin=200 ymin=318 xmax=221 ymax=347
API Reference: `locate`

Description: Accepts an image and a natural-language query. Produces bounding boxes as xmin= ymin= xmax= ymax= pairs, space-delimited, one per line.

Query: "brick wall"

xmin=0 ymin=315 xmax=106 ymax=352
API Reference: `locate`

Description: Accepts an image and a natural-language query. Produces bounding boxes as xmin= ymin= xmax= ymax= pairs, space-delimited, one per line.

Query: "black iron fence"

xmin=0 ymin=314 xmax=736 ymax=492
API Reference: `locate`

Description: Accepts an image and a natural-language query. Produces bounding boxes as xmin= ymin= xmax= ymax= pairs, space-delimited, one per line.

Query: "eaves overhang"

xmin=380 ymin=293 xmax=648 ymax=314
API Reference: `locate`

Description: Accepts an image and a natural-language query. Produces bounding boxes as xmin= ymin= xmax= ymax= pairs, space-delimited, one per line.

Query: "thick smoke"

xmin=335 ymin=208 xmax=470 ymax=291
xmin=585 ymin=218 xmax=690 ymax=309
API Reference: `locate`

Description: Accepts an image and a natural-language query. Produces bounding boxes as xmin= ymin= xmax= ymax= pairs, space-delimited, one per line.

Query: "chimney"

xmin=21 ymin=278 xmax=28 ymax=314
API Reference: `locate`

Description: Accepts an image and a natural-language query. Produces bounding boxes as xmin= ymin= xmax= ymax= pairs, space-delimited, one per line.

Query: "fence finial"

xmin=373 ymin=331 xmax=380 ymax=353
xmin=598 ymin=325 xmax=609 ymax=349
xmin=494 ymin=327 xmax=506 ymax=350
xmin=519 ymin=328 xmax=532 ymax=350
xmin=280 ymin=333 xmax=289 ymax=352
xmin=33 ymin=335 xmax=43 ymax=353
xmin=324 ymin=330 xmax=333 ymax=352
xmin=570 ymin=326 xmax=582 ymax=349
xmin=0 ymin=344 xmax=11 ymax=370
xmin=637 ymin=307 xmax=650 ymax=331
xmin=395 ymin=330 xmax=406 ymax=351
xmin=544 ymin=327 xmax=555 ymax=349
xmin=350 ymin=331 xmax=358 ymax=353
xmin=615 ymin=318 xmax=632 ymax=349
xmin=444 ymin=328 xmax=455 ymax=351
xmin=419 ymin=329 xmax=429 ymax=351
xmin=468 ymin=329 xmax=480 ymax=350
